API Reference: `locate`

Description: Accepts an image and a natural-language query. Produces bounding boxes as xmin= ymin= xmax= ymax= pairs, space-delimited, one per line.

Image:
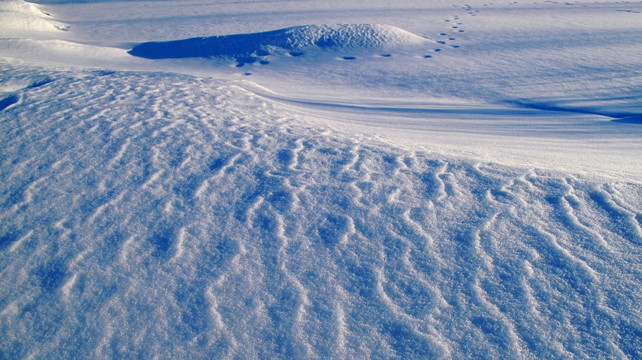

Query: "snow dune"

xmin=1 ymin=0 xmax=642 ymax=358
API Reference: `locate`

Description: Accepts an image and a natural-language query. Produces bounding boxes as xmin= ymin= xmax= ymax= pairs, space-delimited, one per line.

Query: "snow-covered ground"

xmin=1 ymin=0 xmax=641 ymax=358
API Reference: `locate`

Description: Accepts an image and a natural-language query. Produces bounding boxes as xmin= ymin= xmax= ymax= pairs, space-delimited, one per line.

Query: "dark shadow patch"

xmin=471 ymin=316 xmax=508 ymax=345
xmin=129 ymin=27 xmax=298 ymax=59
xmin=318 ymin=147 xmax=338 ymax=155
xmin=288 ymin=51 xmax=305 ymax=57
xmin=316 ymin=214 xmax=349 ymax=247
xmin=94 ymin=70 xmax=115 ymax=76
xmin=343 ymin=259 xmax=377 ymax=297
xmin=253 ymin=212 xmax=279 ymax=234
xmin=259 ymin=60 xmax=270 ymax=65
xmin=342 ymin=56 xmax=357 ymax=60
xmin=0 ymin=94 xmax=19 ymax=111
xmin=383 ymin=322 xmax=443 ymax=358
xmin=236 ymin=56 xmax=258 ymax=64
xmin=380 ymin=53 xmax=392 ymax=57
xmin=511 ymin=100 xmax=640 ymax=120
xmin=215 ymin=236 xmax=240 ymax=264
xmin=276 ymin=149 xmax=294 ymax=166
xmin=424 ymin=55 xmax=433 ymax=58
xmin=612 ymin=114 xmax=642 ymax=124
xmin=419 ymin=166 xmax=443 ymax=198
xmin=26 ymin=79 xmax=53 ymax=89
xmin=208 ymin=157 xmax=226 ymax=172
xmin=34 ymin=260 xmax=68 ymax=292
xmin=0 ymin=230 xmax=20 ymax=251
xmin=266 ymin=190 xmax=294 ymax=212
xmin=615 ymin=319 xmax=642 ymax=359
xmin=147 ymin=225 xmax=176 ymax=259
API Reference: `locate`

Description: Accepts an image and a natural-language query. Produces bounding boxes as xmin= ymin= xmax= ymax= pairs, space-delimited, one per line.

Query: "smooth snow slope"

xmin=8 ymin=0 xmax=642 ymax=180
xmin=1 ymin=0 xmax=642 ymax=359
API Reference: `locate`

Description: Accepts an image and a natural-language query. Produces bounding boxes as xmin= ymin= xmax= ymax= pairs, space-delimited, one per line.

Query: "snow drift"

xmin=128 ymin=24 xmax=432 ymax=60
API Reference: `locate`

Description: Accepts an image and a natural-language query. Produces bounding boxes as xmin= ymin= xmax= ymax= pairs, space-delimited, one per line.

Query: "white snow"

xmin=1 ymin=0 xmax=641 ymax=358
xmin=0 ymin=0 xmax=68 ymax=38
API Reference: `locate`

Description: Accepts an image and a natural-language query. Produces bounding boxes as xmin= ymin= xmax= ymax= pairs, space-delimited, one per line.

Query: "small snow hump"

xmin=128 ymin=24 xmax=432 ymax=60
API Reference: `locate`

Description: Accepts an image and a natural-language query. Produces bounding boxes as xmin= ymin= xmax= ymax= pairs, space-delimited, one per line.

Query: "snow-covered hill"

xmin=1 ymin=0 xmax=641 ymax=358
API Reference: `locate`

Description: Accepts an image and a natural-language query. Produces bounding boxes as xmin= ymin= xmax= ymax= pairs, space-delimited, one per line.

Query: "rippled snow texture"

xmin=1 ymin=68 xmax=641 ymax=359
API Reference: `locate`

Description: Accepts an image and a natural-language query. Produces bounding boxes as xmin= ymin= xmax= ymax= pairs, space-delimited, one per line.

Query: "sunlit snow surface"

xmin=1 ymin=0 xmax=642 ymax=358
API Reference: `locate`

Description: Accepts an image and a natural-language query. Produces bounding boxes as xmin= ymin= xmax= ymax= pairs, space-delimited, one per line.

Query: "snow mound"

xmin=128 ymin=24 xmax=432 ymax=59
xmin=0 ymin=0 xmax=69 ymax=38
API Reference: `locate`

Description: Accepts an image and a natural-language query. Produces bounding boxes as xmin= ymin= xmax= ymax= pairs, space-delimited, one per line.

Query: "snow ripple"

xmin=0 ymin=68 xmax=641 ymax=359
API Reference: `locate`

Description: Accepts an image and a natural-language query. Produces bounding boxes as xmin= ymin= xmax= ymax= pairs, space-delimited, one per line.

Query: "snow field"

xmin=1 ymin=0 xmax=642 ymax=358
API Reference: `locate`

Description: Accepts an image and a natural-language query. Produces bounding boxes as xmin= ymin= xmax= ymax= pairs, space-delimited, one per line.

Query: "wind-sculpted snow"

xmin=1 ymin=68 xmax=641 ymax=359
xmin=129 ymin=24 xmax=432 ymax=60
xmin=0 ymin=0 xmax=69 ymax=37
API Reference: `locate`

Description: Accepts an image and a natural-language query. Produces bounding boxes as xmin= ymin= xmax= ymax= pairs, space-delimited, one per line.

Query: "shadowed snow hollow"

xmin=128 ymin=24 xmax=433 ymax=60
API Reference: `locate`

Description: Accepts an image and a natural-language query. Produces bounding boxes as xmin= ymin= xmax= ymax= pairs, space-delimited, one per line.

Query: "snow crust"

xmin=1 ymin=0 xmax=642 ymax=358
